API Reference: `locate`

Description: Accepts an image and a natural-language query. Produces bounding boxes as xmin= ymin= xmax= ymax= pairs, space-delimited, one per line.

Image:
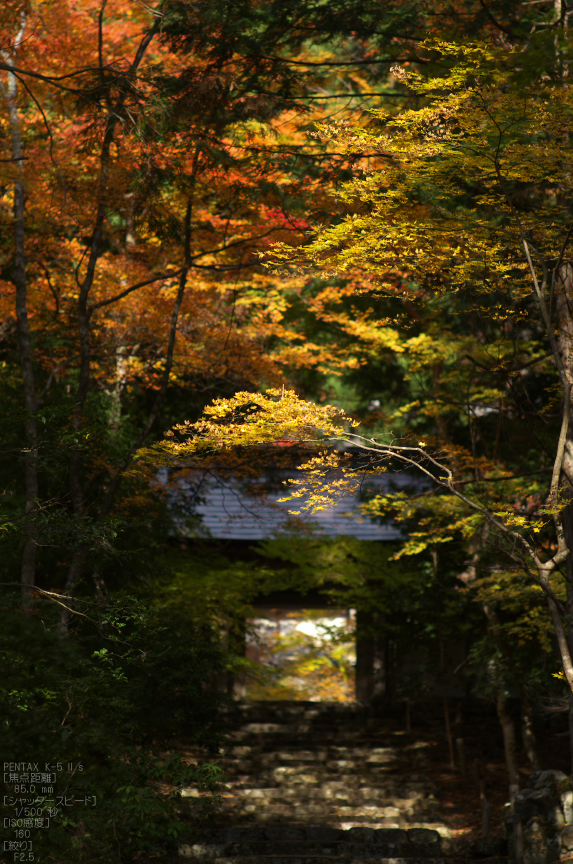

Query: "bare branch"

xmin=89 ymin=269 xmax=184 ymax=313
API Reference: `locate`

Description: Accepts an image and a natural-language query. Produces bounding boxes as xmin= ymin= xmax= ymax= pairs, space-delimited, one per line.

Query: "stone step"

xmin=191 ymin=828 xmax=451 ymax=844
xmin=226 ymin=731 xmax=388 ymax=741
xmin=223 ymin=738 xmax=396 ymax=747
xmin=220 ymin=763 xmax=406 ymax=776
xmin=223 ymin=775 xmax=432 ymax=788
xmin=224 ymin=802 xmax=433 ymax=819
xmin=214 ymin=819 xmax=441 ymax=832
xmin=178 ymin=856 xmax=507 ymax=864
xmin=219 ymin=762 xmax=412 ymax=772
xmin=185 ymin=791 xmax=434 ymax=809
xmin=222 ymin=704 xmax=371 ymax=722
xmin=223 ymin=718 xmax=382 ymax=729
xmin=224 ymin=786 xmax=431 ymax=798
xmin=221 ymin=765 xmax=402 ymax=776
xmin=221 ymin=748 xmax=421 ymax=759
xmin=225 ymin=737 xmax=399 ymax=745
xmin=226 ymin=728 xmax=382 ymax=736
xmin=185 ymin=702 xmax=480 ymax=858
xmin=331 ymin=825 xmax=450 ymax=833
xmin=225 ymin=745 xmax=400 ymax=755
xmin=217 ymin=806 xmax=437 ymax=822
xmin=220 ymin=775 xmax=422 ymax=787
xmin=219 ymin=774 xmax=419 ymax=786
xmin=222 ymin=756 xmax=401 ymax=766
xmin=226 ymin=733 xmax=392 ymax=744
xmin=222 ymin=777 xmax=424 ymax=807
xmin=190 ymin=822 xmax=476 ymax=857
xmin=178 ymin=841 xmax=453 ymax=858
xmin=226 ymin=737 xmax=401 ymax=749
xmin=227 ymin=813 xmax=410 ymax=825
xmin=202 ymin=784 xmax=434 ymax=798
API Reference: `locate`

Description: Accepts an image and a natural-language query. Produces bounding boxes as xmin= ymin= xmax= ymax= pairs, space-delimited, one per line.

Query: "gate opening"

xmin=245 ymin=608 xmax=356 ymax=702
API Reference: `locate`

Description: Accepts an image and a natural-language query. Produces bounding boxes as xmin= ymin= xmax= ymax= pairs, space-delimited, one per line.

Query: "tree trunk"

xmin=227 ymin=617 xmax=247 ymax=700
xmin=476 ymin=759 xmax=491 ymax=838
xmin=455 ymin=702 xmax=467 ymax=777
xmin=520 ymin=686 xmax=541 ymax=772
xmin=1 ymin=13 xmax=39 ymax=602
xmin=355 ymin=609 xmax=375 ymax=702
xmin=443 ymin=693 xmax=456 ymax=770
xmin=58 ymin=547 xmax=88 ymax=634
xmin=496 ymin=686 xmax=524 ymax=863
xmin=497 ymin=689 xmax=520 ymax=796
xmin=439 ymin=636 xmax=456 ymax=769
xmin=482 ymin=602 xmax=521 ymax=794
xmin=109 ymin=345 xmax=128 ymax=431
xmin=553 ymin=262 xmax=573 ymax=778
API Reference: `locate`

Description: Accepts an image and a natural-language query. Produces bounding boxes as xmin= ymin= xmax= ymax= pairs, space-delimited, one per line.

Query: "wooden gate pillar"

xmin=355 ymin=610 xmax=387 ymax=703
xmin=355 ymin=610 xmax=375 ymax=701
xmin=227 ymin=617 xmax=247 ymax=699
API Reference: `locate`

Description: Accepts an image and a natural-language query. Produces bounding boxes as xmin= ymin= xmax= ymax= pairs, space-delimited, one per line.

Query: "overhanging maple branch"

xmin=338 ymin=432 xmax=557 ymax=578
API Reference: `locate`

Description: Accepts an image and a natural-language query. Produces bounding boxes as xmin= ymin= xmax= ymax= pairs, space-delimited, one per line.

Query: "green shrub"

xmin=0 ymin=594 xmax=227 ymax=862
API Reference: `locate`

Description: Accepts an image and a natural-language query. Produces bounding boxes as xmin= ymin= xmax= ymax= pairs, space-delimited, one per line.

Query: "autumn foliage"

xmin=4 ymin=2 xmax=573 ymax=856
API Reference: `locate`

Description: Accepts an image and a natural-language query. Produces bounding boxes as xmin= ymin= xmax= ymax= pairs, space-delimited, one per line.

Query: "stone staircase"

xmin=178 ymin=701 xmax=508 ymax=863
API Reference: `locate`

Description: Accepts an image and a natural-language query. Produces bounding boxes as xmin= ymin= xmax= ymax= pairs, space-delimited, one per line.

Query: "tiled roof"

xmin=165 ymin=468 xmax=417 ymax=541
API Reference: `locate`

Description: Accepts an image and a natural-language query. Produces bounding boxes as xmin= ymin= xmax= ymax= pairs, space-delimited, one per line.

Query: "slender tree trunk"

xmin=1 ymin=12 xmax=39 ymax=603
xmin=355 ymin=609 xmax=375 ymax=702
xmin=497 ymin=687 xmax=523 ymax=864
xmin=227 ymin=616 xmax=247 ymax=699
xmin=60 ymin=113 xmax=121 ymax=631
xmin=553 ymin=263 xmax=573 ymax=777
xmin=109 ymin=346 xmax=128 ymax=431
xmin=481 ymin=600 xmax=523 ymax=800
xmin=520 ymin=686 xmax=541 ymax=772
xmin=443 ymin=694 xmax=455 ymax=770
xmin=455 ymin=702 xmax=467 ymax=778
xmin=440 ymin=637 xmax=456 ymax=769
xmin=383 ymin=636 xmax=396 ymax=707
xmin=497 ymin=689 xmax=520 ymax=796
xmin=15 ymin=164 xmax=39 ymax=604
xmin=476 ymin=759 xmax=491 ymax=838
xmin=562 ymin=495 xmax=573 ymax=780
xmin=58 ymin=548 xmax=88 ymax=634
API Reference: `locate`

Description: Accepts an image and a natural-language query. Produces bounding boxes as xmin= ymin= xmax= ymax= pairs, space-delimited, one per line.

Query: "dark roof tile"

xmin=168 ymin=471 xmax=411 ymax=541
